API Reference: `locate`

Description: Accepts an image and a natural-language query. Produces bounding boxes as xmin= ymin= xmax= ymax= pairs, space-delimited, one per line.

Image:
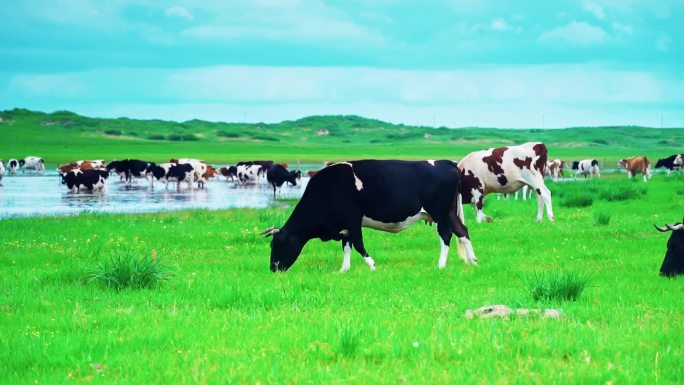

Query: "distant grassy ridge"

xmin=0 ymin=108 xmax=681 ymax=165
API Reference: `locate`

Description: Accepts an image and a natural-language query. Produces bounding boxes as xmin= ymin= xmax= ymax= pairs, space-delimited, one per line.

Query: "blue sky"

xmin=1 ymin=0 xmax=682 ymax=127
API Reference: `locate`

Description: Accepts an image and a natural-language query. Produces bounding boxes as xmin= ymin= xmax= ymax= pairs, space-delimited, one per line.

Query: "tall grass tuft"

xmin=561 ymin=193 xmax=594 ymax=208
xmin=336 ymin=322 xmax=361 ymax=358
xmin=524 ymin=271 xmax=591 ymax=302
xmin=593 ymin=211 xmax=611 ymax=226
xmin=87 ymin=250 xmax=174 ymax=290
xmin=598 ymin=183 xmax=646 ymax=201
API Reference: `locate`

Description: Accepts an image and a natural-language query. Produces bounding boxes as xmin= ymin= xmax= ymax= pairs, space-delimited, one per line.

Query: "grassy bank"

xmin=1 ymin=108 xmax=682 ymax=165
xmin=1 ymin=175 xmax=682 ymax=384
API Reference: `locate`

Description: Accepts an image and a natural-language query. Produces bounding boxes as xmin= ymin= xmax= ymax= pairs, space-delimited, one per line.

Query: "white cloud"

xmin=583 ymin=3 xmax=605 ymax=19
xmin=612 ymin=22 xmax=633 ymax=34
xmin=656 ymin=34 xmax=671 ymax=52
xmin=5 ymin=64 xmax=683 ymax=128
xmin=538 ymin=21 xmax=609 ymax=47
xmin=490 ymin=18 xmax=511 ymax=31
xmin=166 ymin=6 xmax=193 ymax=21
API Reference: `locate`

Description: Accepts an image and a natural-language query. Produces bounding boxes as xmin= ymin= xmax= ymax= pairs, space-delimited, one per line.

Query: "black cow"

xmin=266 ymin=165 xmax=300 ymax=198
xmin=107 ymin=159 xmax=157 ymax=185
xmin=166 ymin=163 xmax=195 ymax=190
xmin=261 ymin=160 xmax=478 ymax=272
xmin=655 ymin=218 xmax=684 ymax=277
xmin=655 ymin=154 xmax=683 ymax=174
xmin=61 ymin=169 xmax=109 ymax=192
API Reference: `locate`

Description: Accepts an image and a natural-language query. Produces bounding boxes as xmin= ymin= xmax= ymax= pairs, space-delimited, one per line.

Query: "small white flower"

xmin=412 ymin=341 xmax=419 ymax=348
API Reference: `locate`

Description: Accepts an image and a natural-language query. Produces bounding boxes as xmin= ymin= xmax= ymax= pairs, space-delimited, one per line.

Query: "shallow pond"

xmin=0 ymin=171 xmax=309 ymax=219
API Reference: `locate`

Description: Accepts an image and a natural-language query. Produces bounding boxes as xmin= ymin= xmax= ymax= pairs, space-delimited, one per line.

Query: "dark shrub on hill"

xmin=147 ymin=134 xmax=166 ymax=140
xmin=105 ymin=129 xmax=122 ymax=136
xmin=218 ymin=131 xmax=240 ymax=138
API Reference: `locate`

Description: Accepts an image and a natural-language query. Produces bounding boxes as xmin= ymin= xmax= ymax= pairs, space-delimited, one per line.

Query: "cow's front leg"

xmin=339 ymin=241 xmax=352 ymax=273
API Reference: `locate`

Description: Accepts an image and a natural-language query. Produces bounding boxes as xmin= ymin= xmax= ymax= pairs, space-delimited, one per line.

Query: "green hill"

xmin=0 ymin=108 xmax=681 ymax=165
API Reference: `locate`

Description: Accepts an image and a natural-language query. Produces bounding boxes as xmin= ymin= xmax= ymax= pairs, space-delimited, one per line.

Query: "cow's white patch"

xmin=340 ymin=243 xmax=351 ymax=273
xmin=426 ymin=159 xmax=435 ymax=166
xmin=458 ymin=236 xmax=478 ymax=265
xmin=361 ymin=209 xmax=430 ymax=233
xmin=438 ymin=238 xmax=449 ymax=269
xmin=364 ymin=256 xmax=376 ymax=270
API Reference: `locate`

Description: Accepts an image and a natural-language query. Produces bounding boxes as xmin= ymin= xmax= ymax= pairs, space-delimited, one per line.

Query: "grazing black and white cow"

xmin=166 ymin=163 xmax=195 ymax=190
xmin=237 ymin=160 xmax=273 ymax=179
xmin=20 ymin=156 xmax=45 ymax=173
xmin=458 ymin=142 xmax=553 ymax=223
xmin=571 ymin=159 xmax=600 ymax=178
xmin=61 ymin=169 xmax=109 ymax=192
xmin=655 ymin=218 xmax=684 ymax=277
xmin=0 ymin=160 xmax=4 ymax=186
xmin=266 ymin=164 xmax=300 ymax=197
xmin=7 ymin=159 xmax=19 ymax=174
xmin=655 ymin=154 xmax=683 ymax=174
xmin=262 ymin=160 xmax=477 ymax=272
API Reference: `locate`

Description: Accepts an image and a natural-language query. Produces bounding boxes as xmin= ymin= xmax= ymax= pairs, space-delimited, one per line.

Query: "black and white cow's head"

xmin=262 ymin=227 xmax=305 ymax=272
xmin=655 ymin=218 xmax=684 ymax=277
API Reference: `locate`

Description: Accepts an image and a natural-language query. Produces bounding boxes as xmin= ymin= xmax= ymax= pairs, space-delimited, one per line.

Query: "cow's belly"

xmin=362 ymin=209 xmax=432 ymax=233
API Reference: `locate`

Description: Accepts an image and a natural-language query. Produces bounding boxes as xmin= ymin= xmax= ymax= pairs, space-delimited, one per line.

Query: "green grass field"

xmin=1 ymin=109 xmax=682 ymax=165
xmin=1 ymin=175 xmax=683 ymax=384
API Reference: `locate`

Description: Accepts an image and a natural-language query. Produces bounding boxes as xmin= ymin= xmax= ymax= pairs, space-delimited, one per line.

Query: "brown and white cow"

xmin=458 ymin=142 xmax=554 ymax=223
xmin=545 ymin=159 xmax=564 ymax=182
xmin=618 ymin=156 xmax=651 ymax=182
xmin=197 ymin=165 xmax=217 ymax=189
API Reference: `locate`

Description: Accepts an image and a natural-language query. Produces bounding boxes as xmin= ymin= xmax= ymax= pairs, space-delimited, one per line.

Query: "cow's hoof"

xmin=438 ymin=263 xmax=446 ymax=269
xmin=484 ymin=217 xmax=493 ymax=223
xmin=339 ymin=266 xmax=350 ymax=273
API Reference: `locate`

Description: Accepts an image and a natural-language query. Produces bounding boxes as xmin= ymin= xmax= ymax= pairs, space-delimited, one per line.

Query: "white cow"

xmin=7 ymin=159 xmax=19 ymax=174
xmin=20 ymin=156 xmax=45 ymax=173
xmin=545 ymin=159 xmax=564 ymax=182
xmin=572 ymin=159 xmax=600 ymax=178
xmin=236 ymin=164 xmax=263 ymax=184
xmin=458 ymin=142 xmax=554 ymax=223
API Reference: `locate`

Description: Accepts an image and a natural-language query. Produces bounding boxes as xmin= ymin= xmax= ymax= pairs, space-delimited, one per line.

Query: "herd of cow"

xmin=0 ymin=146 xmax=681 ymax=276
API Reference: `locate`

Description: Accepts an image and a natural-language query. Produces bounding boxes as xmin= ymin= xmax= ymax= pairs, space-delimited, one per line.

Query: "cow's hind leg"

xmin=448 ymin=210 xmax=478 ymax=265
xmin=349 ymin=230 xmax=375 ymax=270
xmin=436 ymin=222 xmax=452 ymax=269
xmin=339 ymin=240 xmax=352 ymax=273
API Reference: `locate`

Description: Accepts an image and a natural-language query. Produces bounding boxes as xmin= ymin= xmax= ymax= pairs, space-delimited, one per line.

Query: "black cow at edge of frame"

xmin=655 ymin=217 xmax=684 ymax=277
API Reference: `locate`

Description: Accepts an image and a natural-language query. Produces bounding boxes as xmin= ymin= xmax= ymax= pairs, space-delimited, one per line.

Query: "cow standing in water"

xmin=266 ymin=164 xmax=300 ymax=198
xmin=262 ymin=160 xmax=477 ymax=272
xmin=7 ymin=159 xmax=19 ymax=174
xmin=458 ymin=142 xmax=554 ymax=223
xmin=20 ymin=156 xmax=45 ymax=173
xmin=0 ymin=160 xmax=4 ymax=186
xmin=618 ymin=156 xmax=651 ymax=182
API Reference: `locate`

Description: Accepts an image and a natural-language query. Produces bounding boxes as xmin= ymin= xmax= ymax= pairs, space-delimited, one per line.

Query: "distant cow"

xmin=148 ymin=163 xmax=174 ymax=187
xmin=106 ymin=159 xmax=157 ymax=185
xmin=171 ymin=158 xmax=207 ymax=188
xmin=236 ymin=164 xmax=263 ymax=183
xmin=197 ymin=165 xmax=216 ymax=189
xmin=545 ymin=159 xmax=564 ymax=182
xmin=266 ymin=164 xmax=300 ymax=197
xmin=571 ymin=159 xmax=600 ymax=178
xmin=262 ymin=160 xmax=477 ymax=272
xmin=307 ymin=170 xmax=321 ymax=178
xmin=218 ymin=166 xmax=238 ymax=181
xmin=0 ymin=160 xmax=4 ymax=186
xmin=77 ymin=160 xmax=106 ymax=169
xmin=58 ymin=162 xmax=79 ymax=178
xmin=618 ymin=156 xmax=651 ymax=182
xmin=655 ymin=218 xmax=684 ymax=277
xmin=166 ymin=163 xmax=195 ymax=190
xmin=61 ymin=169 xmax=109 ymax=192
xmin=458 ymin=142 xmax=554 ymax=223
xmin=655 ymin=154 xmax=683 ymax=174
xmin=237 ymin=160 xmax=273 ymax=178
xmin=7 ymin=159 xmax=19 ymax=174
xmin=19 ymin=156 xmax=45 ymax=173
